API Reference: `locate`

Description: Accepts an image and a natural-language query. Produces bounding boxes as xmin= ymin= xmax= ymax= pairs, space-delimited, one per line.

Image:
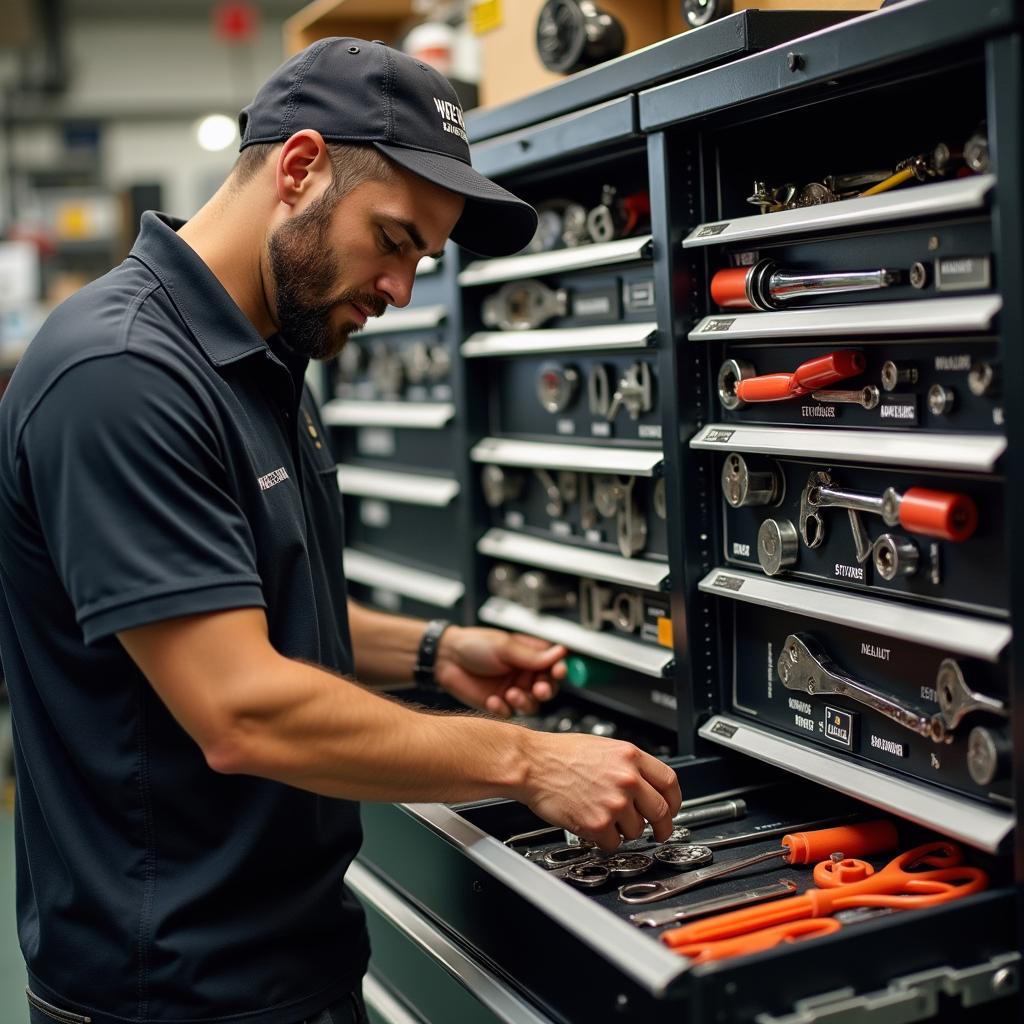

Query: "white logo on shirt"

xmin=433 ymin=97 xmax=467 ymax=143
xmin=257 ymin=467 xmax=290 ymax=491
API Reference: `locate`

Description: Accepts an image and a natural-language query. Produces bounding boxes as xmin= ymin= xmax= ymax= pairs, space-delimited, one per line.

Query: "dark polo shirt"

xmin=0 ymin=212 xmax=367 ymax=1024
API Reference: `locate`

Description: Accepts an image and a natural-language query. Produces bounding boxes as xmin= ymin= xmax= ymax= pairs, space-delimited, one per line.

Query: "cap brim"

xmin=374 ymin=142 xmax=537 ymax=258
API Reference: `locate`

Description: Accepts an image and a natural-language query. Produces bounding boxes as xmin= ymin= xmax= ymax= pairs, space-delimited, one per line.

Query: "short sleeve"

xmin=20 ymin=352 xmax=265 ymax=644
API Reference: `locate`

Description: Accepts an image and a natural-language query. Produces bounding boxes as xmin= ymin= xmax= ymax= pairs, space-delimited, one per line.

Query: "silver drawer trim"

xmin=698 ymin=569 xmax=1011 ymax=662
xmin=321 ymin=401 xmax=455 ymax=429
xmin=458 ymin=235 xmax=653 ymax=287
xmin=698 ymin=715 xmax=1013 ymax=854
xmin=689 ymin=296 xmax=1002 ymax=340
xmin=478 ymin=596 xmax=673 ymax=677
xmin=336 ymin=465 xmax=460 ymax=506
xmin=478 ymin=529 xmax=668 ymax=590
xmin=470 ymin=437 xmax=662 ymax=475
xmin=683 ymin=176 xmax=995 ymax=249
xmin=363 ymin=974 xmax=423 ymax=1024
xmin=462 ymin=322 xmax=657 ymax=358
xmin=344 ymin=549 xmax=464 ymax=607
xmin=396 ymin=804 xmax=688 ymax=996
xmin=358 ymin=303 xmax=447 ymax=336
xmin=689 ymin=423 xmax=1006 ymax=473
xmin=416 ymin=256 xmax=440 ymax=276
xmin=348 ymin=861 xmax=555 ymax=1024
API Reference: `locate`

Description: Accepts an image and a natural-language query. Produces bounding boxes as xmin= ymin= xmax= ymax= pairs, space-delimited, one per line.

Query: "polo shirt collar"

xmin=129 ymin=211 xmax=271 ymax=367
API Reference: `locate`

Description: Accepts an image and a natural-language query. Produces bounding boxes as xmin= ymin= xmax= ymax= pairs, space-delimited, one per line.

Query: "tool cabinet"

xmin=319 ymin=4 xmax=1024 ymax=1021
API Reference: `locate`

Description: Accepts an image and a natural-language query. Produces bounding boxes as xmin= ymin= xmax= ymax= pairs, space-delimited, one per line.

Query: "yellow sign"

xmin=471 ymin=0 xmax=502 ymax=35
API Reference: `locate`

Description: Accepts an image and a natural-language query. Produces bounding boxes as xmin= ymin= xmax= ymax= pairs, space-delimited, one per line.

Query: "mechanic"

xmin=0 ymin=37 xmax=682 ymax=1024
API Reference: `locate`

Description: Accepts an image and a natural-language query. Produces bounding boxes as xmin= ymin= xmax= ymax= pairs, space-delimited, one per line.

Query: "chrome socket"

xmin=722 ymin=453 xmax=782 ymax=508
xmin=717 ymin=358 xmax=755 ymax=411
xmin=872 ymin=533 xmax=919 ymax=581
xmin=757 ymin=518 xmax=799 ymax=576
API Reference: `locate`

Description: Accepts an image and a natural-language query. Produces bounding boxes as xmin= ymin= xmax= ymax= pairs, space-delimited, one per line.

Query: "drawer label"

xmin=935 ymin=255 xmax=991 ymax=292
xmin=701 ymin=318 xmax=736 ymax=333
xmin=703 ymin=428 xmax=735 ymax=443
xmin=869 ymin=734 xmax=908 ymax=758
xmin=711 ymin=720 xmax=738 ymax=739
xmin=712 ymin=574 xmax=744 ymax=591
xmin=696 ymin=222 xmax=729 ymax=238
xmin=824 ymin=706 xmax=855 ymax=749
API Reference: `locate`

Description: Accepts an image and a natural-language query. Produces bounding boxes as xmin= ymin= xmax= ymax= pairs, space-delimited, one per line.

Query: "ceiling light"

xmin=196 ymin=114 xmax=238 ymax=152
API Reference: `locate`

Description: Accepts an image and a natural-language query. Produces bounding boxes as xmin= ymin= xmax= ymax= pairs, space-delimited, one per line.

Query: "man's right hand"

xmin=515 ymin=731 xmax=682 ymax=851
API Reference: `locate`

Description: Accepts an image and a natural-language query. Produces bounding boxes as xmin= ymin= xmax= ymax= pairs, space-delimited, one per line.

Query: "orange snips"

xmin=661 ymin=841 xmax=988 ymax=960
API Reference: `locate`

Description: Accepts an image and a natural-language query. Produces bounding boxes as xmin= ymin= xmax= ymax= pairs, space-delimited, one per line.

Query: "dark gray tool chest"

xmin=319 ymin=5 xmax=1024 ymax=1021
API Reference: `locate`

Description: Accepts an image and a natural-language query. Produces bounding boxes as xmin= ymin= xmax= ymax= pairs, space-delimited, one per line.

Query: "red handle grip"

xmin=792 ymin=350 xmax=866 ymax=391
xmin=711 ymin=266 xmax=754 ymax=309
xmin=898 ymin=488 xmax=978 ymax=542
xmin=734 ymin=350 xmax=865 ymax=403
xmin=735 ymin=373 xmax=799 ymax=403
xmin=782 ymin=819 xmax=900 ymax=864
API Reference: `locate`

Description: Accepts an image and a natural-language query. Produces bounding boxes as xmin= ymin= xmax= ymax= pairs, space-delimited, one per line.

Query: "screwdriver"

xmin=618 ymin=819 xmax=899 ymax=905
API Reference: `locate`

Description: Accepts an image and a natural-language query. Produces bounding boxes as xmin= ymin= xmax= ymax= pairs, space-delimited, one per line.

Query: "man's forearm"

xmin=347 ymin=598 xmax=427 ymax=685
xmin=209 ymin=652 xmax=532 ymax=803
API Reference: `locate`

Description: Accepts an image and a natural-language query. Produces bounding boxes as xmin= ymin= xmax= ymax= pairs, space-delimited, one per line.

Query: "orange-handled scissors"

xmin=669 ymin=918 xmax=841 ymax=963
xmin=661 ymin=841 xmax=988 ymax=951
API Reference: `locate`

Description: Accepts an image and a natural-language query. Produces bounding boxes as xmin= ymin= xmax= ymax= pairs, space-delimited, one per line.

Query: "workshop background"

xmin=7 ymin=1 xmax=1024 ymax=1023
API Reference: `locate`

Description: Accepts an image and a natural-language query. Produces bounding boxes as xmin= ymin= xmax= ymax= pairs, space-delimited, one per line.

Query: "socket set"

xmin=523 ymin=183 xmax=651 ymax=254
xmin=724 ymin=599 xmax=1010 ymax=805
xmin=332 ymin=333 xmax=453 ymax=403
xmin=480 ymin=463 xmax=669 ymax=559
xmin=487 ymin=352 xmax=661 ymax=443
xmin=718 ymin=452 xmax=1005 ymax=615
xmin=485 ymin=560 xmax=671 ymax=649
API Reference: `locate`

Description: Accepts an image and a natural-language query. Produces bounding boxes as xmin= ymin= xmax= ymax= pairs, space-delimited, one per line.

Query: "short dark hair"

xmin=231 ymin=141 xmax=397 ymax=195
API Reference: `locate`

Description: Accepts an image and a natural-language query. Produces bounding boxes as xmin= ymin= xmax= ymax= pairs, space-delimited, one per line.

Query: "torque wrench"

xmin=629 ymin=879 xmax=799 ymax=929
xmin=712 ymin=260 xmax=899 ymax=312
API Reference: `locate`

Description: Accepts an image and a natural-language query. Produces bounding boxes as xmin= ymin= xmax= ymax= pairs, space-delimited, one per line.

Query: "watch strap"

xmin=413 ymin=618 xmax=452 ymax=689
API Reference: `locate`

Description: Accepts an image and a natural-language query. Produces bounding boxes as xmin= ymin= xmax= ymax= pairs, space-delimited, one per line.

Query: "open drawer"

xmin=358 ymin=759 xmax=1018 ymax=1023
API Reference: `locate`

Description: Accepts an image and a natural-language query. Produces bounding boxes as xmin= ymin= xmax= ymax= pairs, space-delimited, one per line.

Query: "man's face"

xmin=267 ymin=166 xmax=464 ymax=360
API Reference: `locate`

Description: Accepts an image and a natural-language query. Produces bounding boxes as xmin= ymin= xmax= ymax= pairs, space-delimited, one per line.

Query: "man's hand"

xmin=434 ymin=627 xmax=566 ymax=716
xmin=517 ymin=732 xmax=682 ymax=851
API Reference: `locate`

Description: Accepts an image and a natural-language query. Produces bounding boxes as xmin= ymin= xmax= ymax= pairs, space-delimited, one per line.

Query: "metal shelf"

xmin=689 ymin=296 xmax=1002 ymax=340
xmin=321 ymin=401 xmax=455 ymax=429
xmin=698 ymin=569 xmax=1010 ymax=662
xmin=359 ymin=304 xmax=447 ymax=336
xmin=478 ymin=597 xmax=673 ymax=678
xmin=683 ymin=175 xmax=995 ymax=249
xmin=699 ymin=715 xmax=1013 ymax=854
xmin=478 ymin=529 xmax=668 ymax=591
xmin=470 ymin=437 xmax=662 ymax=475
xmin=343 ymin=548 xmax=464 ymax=608
xmin=689 ymin=423 xmax=1006 ymax=473
xmin=462 ymin=322 xmax=657 ymax=358
xmin=458 ymin=235 xmax=653 ymax=288
xmin=336 ymin=465 xmax=460 ymax=506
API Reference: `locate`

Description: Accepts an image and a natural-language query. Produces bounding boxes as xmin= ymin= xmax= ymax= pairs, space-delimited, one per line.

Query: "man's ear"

xmin=276 ymin=130 xmax=330 ymax=206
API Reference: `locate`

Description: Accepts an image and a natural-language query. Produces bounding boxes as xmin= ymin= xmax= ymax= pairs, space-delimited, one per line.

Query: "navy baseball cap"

xmin=239 ymin=37 xmax=537 ymax=257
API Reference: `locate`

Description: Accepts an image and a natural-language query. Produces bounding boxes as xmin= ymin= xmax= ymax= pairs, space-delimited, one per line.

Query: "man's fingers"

xmin=530 ymin=678 xmax=555 ymax=702
xmin=615 ymin=804 xmax=646 ymax=842
xmin=503 ymin=638 xmax=568 ymax=672
xmin=634 ymin=784 xmax=674 ymax=842
xmin=639 ymin=753 xmax=682 ymax=813
xmin=484 ymin=694 xmax=512 ymax=718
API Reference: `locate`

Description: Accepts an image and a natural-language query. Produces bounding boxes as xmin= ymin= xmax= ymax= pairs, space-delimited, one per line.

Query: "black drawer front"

xmin=713 ymin=338 xmax=1002 ymax=433
xmin=488 ymin=353 xmax=661 ymax=444
xmin=343 ymin=498 xmax=462 ymax=576
xmin=716 ymin=454 xmax=1005 ymax=615
xmin=333 ymin=426 xmax=456 ymax=474
xmin=728 ymin=601 xmax=1010 ymax=804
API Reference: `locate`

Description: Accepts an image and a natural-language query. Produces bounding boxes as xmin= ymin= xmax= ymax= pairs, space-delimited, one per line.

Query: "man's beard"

xmin=267 ymin=191 xmax=386 ymax=360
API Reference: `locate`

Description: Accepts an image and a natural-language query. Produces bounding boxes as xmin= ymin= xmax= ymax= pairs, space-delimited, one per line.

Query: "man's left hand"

xmin=434 ymin=627 xmax=566 ymax=717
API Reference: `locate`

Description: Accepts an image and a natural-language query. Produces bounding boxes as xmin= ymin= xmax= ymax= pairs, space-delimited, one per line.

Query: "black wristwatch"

xmin=413 ymin=618 xmax=452 ymax=689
